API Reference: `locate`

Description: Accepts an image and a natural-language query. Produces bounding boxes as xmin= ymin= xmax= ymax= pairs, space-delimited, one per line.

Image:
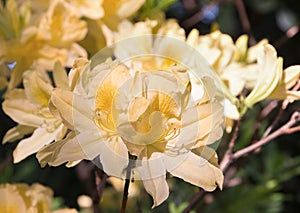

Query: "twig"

xmin=262 ymin=80 xmax=300 ymax=138
xmin=75 ymin=162 xmax=104 ymax=213
xmin=259 ymin=100 xmax=278 ymax=119
xmin=220 ymin=119 xmax=241 ymax=171
xmin=274 ymin=24 xmax=300 ymax=49
xmin=121 ymin=154 xmax=137 ymax=213
xmin=235 ymin=0 xmax=256 ymax=45
xmin=183 ymin=119 xmax=241 ymax=213
xmin=0 ymin=155 xmax=12 ymax=172
xmin=233 ymin=111 xmax=300 ymax=160
xmin=182 ymin=190 xmax=206 ymax=213
xmin=182 ymin=0 xmax=222 ymax=29
xmin=94 ymin=169 xmax=108 ymax=211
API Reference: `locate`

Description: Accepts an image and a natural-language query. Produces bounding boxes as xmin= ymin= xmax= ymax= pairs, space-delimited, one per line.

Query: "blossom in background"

xmin=37 ymin=35 xmax=224 ymax=206
xmin=2 ymin=62 xmax=69 ymax=163
xmin=0 ymin=183 xmax=77 ymax=213
xmin=0 ymin=0 xmax=88 ymax=90
xmin=80 ymin=0 xmax=146 ymax=54
xmin=0 ymin=0 xmax=43 ymax=89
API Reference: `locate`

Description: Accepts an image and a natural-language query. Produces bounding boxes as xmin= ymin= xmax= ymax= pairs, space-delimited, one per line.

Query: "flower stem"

xmin=121 ymin=153 xmax=137 ymax=213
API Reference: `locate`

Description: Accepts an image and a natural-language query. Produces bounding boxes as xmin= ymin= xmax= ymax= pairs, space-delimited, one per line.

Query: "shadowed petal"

xmin=166 ymin=152 xmax=223 ymax=191
xmin=2 ymin=125 xmax=35 ymax=144
xmin=13 ymin=124 xmax=65 ymax=163
xmin=3 ymin=89 xmax=44 ymax=127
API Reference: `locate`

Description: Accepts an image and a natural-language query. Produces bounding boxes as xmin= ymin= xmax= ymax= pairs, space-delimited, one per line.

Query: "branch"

xmin=235 ymin=0 xmax=256 ymax=45
xmin=0 ymin=155 xmax=12 ymax=172
xmin=94 ymin=168 xmax=108 ymax=211
xmin=220 ymin=119 xmax=241 ymax=171
xmin=274 ymin=24 xmax=300 ymax=49
xmin=233 ymin=111 xmax=300 ymax=160
xmin=262 ymin=80 xmax=300 ymax=138
xmin=182 ymin=190 xmax=206 ymax=213
xmin=183 ymin=112 xmax=300 ymax=212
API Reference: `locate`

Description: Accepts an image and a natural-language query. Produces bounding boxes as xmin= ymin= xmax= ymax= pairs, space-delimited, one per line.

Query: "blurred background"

xmin=1 ymin=0 xmax=300 ymax=212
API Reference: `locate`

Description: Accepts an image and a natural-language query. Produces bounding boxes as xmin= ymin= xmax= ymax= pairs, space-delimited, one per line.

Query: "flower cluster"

xmin=111 ymin=19 xmax=300 ymax=131
xmin=0 ymin=0 xmax=145 ymax=90
xmin=1 ymin=0 xmax=300 ymax=210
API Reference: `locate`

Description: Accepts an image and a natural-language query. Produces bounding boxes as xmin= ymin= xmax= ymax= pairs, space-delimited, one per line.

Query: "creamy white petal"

xmin=2 ymin=125 xmax=35 ymax=144
xmin=99 ymin=136 xmax=129 ymax=178
xmin=136 ymin=153 xmax=169 ymax=207
xmin=3 ymin=89 xmax=44 ymax=127
xmin=53 ymin=60 xmax=69 ymax=90
xmin=166 ymin=152 xmax=223 ymax=191
xmin=13 ymin=124 xmax=65 ymax=163
xmin=142 ymin=175 xmax=169 ymax=208
xmin=245 ymin=45 xmax=282 ymax=107
xmin=37 ymin=132 xmax=87 ymax=167
xmin=23 ymin=70 xmax=53 ymax=107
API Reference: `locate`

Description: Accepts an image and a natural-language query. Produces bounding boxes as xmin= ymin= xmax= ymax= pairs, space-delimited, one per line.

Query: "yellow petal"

xmin=142 ymin=175 xmax=169 ymax=208
xmin=136 ymin=154 xmax=169 ymax=207
xmin=167 ymin=152 xmax=223 ymax=191
xmin=65 ymin=0 xmax=104 ymax=19
xmin=99 ymin=136 xmax=129 ymax=178
xmin=233 ymin=34 xmax=248 ymax=62
xmin=247 ymin=39 xmax=268 ymax=63
xmin=68 ymin=57 xmax=89 ymax=91
xmin=23 ymin=70 xmax=53 ymax=106
xmin=128 ymin=96 xmax=150 ymax=122
xmin=3 ymin=89 xmax=44 ymax=127
xmin=36 ymin=132 xmax=86 ymax=167
xmin=117 ymin=0 xmax=145 ymax=18
xmin=2 ymin=125 xmax=35 ymax=144
xmin=282 ymin=65 xmax=300 ymax=89
xmin=268 ymin=65 xmax=300 ymax=101
xmin=50 ymin=89 xmax=74 ymax=129
xmin=13 ymin=124 xmax=65 ymax=163
xmin=245 ymin=45 xmax=282 ymax=107
xmin=53 ymin=60 xmax=69 ymax=90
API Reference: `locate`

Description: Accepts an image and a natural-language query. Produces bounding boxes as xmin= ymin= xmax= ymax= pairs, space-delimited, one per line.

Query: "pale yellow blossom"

xmin=2 ymin=63 xmax=69 ymax=163
xmin=37 ymin=35 xmax=224 ymax=207
xmin=80 ymin=0 xmax=146 ymax=54
xmin=37 ymin=0 xmax=87 ymax=48
xmin=0 ymin=183 xmax=78 ymax=213
xmin=0 ymin=183 xmax=53 ymax=212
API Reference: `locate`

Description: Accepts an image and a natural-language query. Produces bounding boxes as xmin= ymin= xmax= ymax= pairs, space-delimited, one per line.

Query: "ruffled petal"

xmin=53 ymin=60 xmax=69 ymax=90
xmin=99 ymin=136 xmax=129 ymax=178
xmin=3 ymin=89 xmax=44 ymax=127
xmin=245 ymin=45 xmax=282 ymax=107
xmin=13 ymin=124 xmax=65 ymax=163
xmin=23 ymin=70 xmax=53 ymax=107
xmin=136 ymin=153 xmax=169 ymax=207
xmin=37 ymin=131 xmax=88 ymax=167
xmin=142 ymin=175 xmax=169 ymax=208
xmin=2 ymin=125 xmax=35 ymax=144
xmin=166 ymin=152 xmax=223 ymax=191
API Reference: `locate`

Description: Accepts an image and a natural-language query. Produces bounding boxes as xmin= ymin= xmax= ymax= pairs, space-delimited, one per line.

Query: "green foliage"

xmin=205 ymin=143 xmax=300 ymax=213
xmin=135 ymin=0 xmax=178 ymax=20
xmin=169 ymin=202 xmax=196 ymax=213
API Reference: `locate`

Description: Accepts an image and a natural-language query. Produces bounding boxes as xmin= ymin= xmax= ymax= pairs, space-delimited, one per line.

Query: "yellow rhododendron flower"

xmin=0 ymin=0 xmax=88 ymax=90
xmin=0 ymin=183 xmax=77 ymax=213
xmin=37 ymin=35 xmax=224 ymax=207
xmin=0 ymin=0 xmax=43 ymax=89
xmin=2 ymin=62 xmax=69 ymax=163
xmin=37 ymin=0 xmax=87 ymax=48
xmin=0 ymin=183 xmax=52 ymax=212
xmin=244 ymin=45 xmax=300 ymax=108
xmin=80 ymin=0 xmax=146 ymax=54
